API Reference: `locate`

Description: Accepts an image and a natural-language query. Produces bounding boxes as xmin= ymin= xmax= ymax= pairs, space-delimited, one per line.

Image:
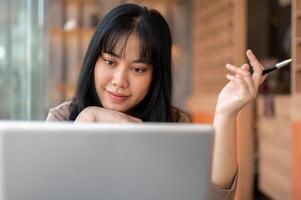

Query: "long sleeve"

xmin=209 ymin=171 xmax=238 ymax=200
xmin=45 ymin=101 xmax=71 ymax=121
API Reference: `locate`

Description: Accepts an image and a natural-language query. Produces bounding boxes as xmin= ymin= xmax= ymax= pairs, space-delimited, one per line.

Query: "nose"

xmin=111 ymin=66 xmax=129 ymax=88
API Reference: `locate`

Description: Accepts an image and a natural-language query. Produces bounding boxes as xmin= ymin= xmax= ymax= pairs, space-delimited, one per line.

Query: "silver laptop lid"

xmin=0 ymin=122 xmax=213 ymax=200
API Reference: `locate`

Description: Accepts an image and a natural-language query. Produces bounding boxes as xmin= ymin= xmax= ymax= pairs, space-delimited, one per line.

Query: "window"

xmin=0 ymin=0 xmax=44 ymax=120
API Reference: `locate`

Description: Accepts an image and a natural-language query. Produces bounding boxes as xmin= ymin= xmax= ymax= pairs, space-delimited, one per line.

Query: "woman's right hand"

xmin=74 ymin=106 xmax=142 ymax=123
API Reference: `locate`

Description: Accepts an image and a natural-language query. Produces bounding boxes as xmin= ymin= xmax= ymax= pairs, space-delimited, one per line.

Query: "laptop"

xmin=0 ymin=121 xmax=213 ymax=200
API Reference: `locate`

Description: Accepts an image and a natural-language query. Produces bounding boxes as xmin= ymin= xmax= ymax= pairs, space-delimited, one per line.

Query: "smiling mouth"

xmin=106 ymin=90 xmax=130 ymax=102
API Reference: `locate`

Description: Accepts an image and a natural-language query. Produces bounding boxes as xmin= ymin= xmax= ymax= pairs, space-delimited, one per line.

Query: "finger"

xmin=241 ymin=63 xmax=250 ymax=71
xmin=226 ymin=74 xmax=234 ymax=81
xmin=226 ymin=74 xmax=248 ymax=90
xmin=246 ymin=49 xmax=264 ymax=70
xmin=226 ymin=64 xmax=249 ymax=76
xmin=226 ymin=64 xmax=255 ymax=94
xmin=239 ymin=64 xmax=255 ymax=95
xmin=246 ymin=49 xmax=264 ymax=87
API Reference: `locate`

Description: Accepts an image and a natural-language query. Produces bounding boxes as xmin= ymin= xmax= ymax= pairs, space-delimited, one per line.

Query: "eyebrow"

xmin=103 ymin=52 xmax=149 ymax=64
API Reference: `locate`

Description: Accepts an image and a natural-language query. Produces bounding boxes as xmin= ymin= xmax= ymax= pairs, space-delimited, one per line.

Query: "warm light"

xmin=64 ymin=18 xmax=78 ymax=31
xmin=0 ymin=46 xmax=5 ymax=60
xmin=172 ymin=44 xmax=180 ymax=61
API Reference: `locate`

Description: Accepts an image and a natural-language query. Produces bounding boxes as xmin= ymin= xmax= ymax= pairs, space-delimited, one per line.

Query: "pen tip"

xmin=283 ymin=59 xmax=292 ymax=65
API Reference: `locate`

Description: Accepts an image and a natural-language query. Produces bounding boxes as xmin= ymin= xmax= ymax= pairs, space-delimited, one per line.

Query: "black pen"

xmin=262 ymin=59 xmax=292 ymax=75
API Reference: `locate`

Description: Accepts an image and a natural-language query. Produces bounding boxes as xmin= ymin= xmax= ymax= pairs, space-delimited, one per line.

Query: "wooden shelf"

xmin=59 ymin=0 xmax=99 ymax=3
xmin=49 ymin=27 xmax=95 ymax=35
xmin=294 ymin=0 xmax=301 ymax=95
xmin=47 ymin=0 xmax=100 ymax=105
xmin=296 ymin=1 xmax=301 ymax=11
xmin=295 ymin=37 xmax=301 ymax=45
xmin=295 ymin=10 xmax=301 ymax=18
xmin=295 ymin=64 xmax=301 ymax=72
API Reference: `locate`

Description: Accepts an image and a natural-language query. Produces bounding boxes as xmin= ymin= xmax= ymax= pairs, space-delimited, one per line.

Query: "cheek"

xmin=94 ymin=63 xmax=111 ymax=87
xmin=132 ymin=74 xmax=152 ymax=97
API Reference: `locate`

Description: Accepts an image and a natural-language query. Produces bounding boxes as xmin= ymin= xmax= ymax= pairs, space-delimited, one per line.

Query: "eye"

xmin=104 ymin=59 xmax=114 ymax=66
xmin=131 ymin=66 xmax=147 ymax=74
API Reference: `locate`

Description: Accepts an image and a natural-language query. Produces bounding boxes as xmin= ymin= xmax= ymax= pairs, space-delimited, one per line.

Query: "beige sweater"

xmin=46 ymin=101 xmax=192 ymax=122
xmin=46 ymin=101 xmax=237 ymax=200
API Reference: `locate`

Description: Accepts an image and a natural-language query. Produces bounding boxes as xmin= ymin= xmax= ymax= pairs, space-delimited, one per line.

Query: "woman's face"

xmin=94 ymin=35 xmax=152 ymax=113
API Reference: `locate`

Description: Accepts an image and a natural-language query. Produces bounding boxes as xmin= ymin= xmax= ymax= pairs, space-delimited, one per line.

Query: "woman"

xmin=46 ymin=3 xmax=266 ymax=199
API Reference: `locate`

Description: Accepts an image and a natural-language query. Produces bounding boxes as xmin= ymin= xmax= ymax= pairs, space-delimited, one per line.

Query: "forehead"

xmin=102 ymin=31 xmax=153 ymax=64
xmin=113 ymin=34 xmax=140 ymax=59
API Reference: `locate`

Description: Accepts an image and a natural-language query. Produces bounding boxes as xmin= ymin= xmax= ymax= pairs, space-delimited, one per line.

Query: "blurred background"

xmin=0 ymin=0 xmax=301 ymax=199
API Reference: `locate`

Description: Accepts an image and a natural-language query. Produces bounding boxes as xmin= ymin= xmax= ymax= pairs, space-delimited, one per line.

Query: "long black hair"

xmin=69 ymin=3 xmax=173 ymax=122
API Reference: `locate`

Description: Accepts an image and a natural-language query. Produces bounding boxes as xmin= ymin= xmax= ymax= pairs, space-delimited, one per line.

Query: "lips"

xmin=106 ymin=90 xmax=130 ymax=103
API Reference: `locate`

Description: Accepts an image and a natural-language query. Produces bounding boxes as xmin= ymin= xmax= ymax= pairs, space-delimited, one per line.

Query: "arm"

xmin=212 ymin=114 xmax=237 ymax=188
xmin=211 ymin=50 xmax=266 ymax=189
xmin=74 ymin=106 xmax=142 ymax=123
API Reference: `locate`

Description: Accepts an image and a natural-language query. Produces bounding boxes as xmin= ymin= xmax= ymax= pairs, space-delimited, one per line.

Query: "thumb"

xmin=241 ymin=64 xmax=250 ymax=71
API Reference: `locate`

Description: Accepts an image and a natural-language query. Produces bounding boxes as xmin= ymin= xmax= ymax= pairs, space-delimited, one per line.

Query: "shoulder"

xmin=46 ymin=101 xmax=72 ymax=121
xmin=171 ymin=106 xmax=192 ymax=123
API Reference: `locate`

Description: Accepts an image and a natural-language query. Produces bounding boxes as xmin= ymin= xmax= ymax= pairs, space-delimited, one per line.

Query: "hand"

xmin=215 ymin=50 xmax=267 ymax=118
xmin=74 ymin=106 xmax=142 ymax=123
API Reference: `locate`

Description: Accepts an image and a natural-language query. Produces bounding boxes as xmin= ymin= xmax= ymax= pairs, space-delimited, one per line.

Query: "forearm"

xmin=211 ymin=114 xmax=238 ymax=189
xmin=210 ymin=49 xmax=264 ymax=189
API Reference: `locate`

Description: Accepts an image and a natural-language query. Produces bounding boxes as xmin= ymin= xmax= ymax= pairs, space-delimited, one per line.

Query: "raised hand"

xmin=74 ymin=106 xmax=142 ymax=123
xmin=215 ymin=50 xmax=267 ymax=118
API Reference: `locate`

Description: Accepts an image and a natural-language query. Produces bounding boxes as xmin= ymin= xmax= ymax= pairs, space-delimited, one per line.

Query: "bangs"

xmin=101 ymin=26 xmax=155 ymax=65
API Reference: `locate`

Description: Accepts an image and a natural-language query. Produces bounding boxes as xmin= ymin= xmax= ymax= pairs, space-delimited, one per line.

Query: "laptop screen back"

xmin=0 ymin=122 xmax=213 ymax=200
